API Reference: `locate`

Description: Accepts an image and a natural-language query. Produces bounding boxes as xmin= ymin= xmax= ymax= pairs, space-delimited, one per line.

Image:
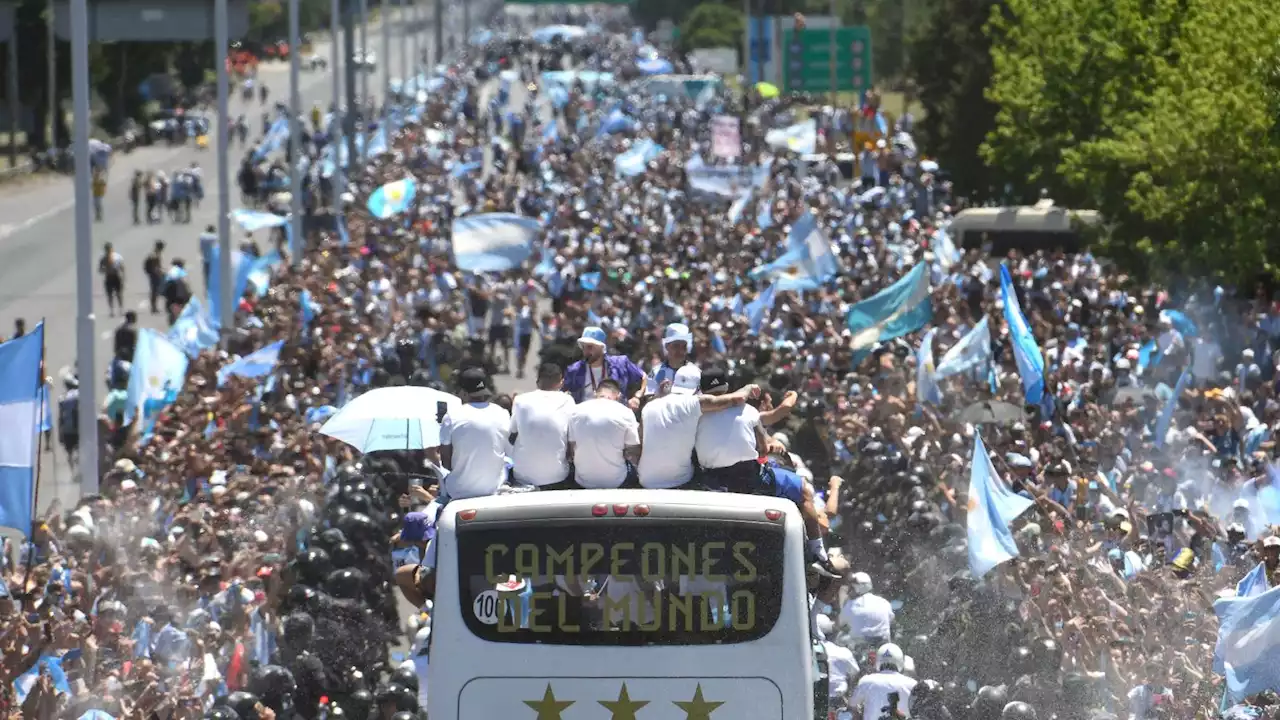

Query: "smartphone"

xmin=409 ymin=477 xmax=423 ymax=488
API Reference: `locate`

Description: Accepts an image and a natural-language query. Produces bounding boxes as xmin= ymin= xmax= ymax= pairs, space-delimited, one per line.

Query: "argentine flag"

xmin=916 ymin=329 xmax=943 ymax=406
xmin=967 ymin=433 xmax=1035 ymax=578
xmin=846 ymin=263 xmax=933 ymax=353
xmin=367 ymin=177 xmax=418 ymax=219
xmin=451 ymin=213 xmax=541 ymax=273
xmin=749 ymin=212 xmax=839 ymax=291
xmin=0 ymin=323 xmax=43 ymax=534
xmin=935 ymin=316 xmax=993 ymax=379
xmin=1215 ymin=584 xmax=1280 ymax=703
xmin=168 ymin=297 xmax=220 ymax=358
xmin=217 ymin=340 xmax=285 ymax=388
xmin=1000 ymin=264 xmax=1045 ymax=404
xmin=125 ymin=329 xmax=189 ymax=430
xmin=764 ymin=118 xmax=817 ymax=155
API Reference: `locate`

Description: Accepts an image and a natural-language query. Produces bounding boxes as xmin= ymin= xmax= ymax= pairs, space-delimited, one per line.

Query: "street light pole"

xmin=398 ymin=1 xmax=407 ymax=92
xmin=215 ymin=0 xmax=233 ymax=337
xmin=289 ymin=0 xmax=302 ymax=267
xmin=47 ymin=0 xmax=56 ymax=149
xmin=357 ymin=0 xmax=367 ymax=166
xmin=70 ymin=0 xmax=97 ymax=495
xmin=380 ymin=0 xmax=390 ymax=108
xmin=433 ymin=0 xmax=441 ymax=64
xmin=331 ymin=0 xmax=344 ymax=215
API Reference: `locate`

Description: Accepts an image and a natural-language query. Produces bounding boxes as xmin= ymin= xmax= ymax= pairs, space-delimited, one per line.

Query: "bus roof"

xmin=950 ymin=205 xmax=1102 ymax=234
xmin=441 ymin=489 xmax=798 ymax=525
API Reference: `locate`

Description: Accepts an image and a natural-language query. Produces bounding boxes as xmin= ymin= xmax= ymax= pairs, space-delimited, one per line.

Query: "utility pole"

xmin=71 ymin=0 xmax=97 ymax=494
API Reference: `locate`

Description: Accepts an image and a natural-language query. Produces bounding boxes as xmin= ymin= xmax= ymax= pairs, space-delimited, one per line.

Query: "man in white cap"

xmin=638 ymin=365 xmax=760 ymax=489
xmin=839 ymin=571 xmax=894 ymax=650
xmin=647 ymin=322 xmax=697 ymax=397
xmin=562 ymin=326 xmax=647 ymax=406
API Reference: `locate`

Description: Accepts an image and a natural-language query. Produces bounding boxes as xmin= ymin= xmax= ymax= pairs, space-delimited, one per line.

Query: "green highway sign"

xmin=781 ymin=26 xmax=872 ymax=94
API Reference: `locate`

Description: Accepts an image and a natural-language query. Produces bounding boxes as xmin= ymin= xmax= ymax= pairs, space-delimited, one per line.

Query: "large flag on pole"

xmin=0 ymin=323 xmax=43 ymax=534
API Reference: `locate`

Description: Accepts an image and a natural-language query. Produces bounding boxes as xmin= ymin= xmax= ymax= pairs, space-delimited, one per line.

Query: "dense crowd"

xmin=9 ymin=6 xmax=1280 ymax=720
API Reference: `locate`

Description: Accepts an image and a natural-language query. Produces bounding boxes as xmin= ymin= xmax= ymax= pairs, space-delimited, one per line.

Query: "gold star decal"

xmin=599 ymin=683 xmax=648 ymax=720
xmin=673 ymin=684 xmax=723 ymax=720
xmin=523 ymin=684 xmax=573 ymax=720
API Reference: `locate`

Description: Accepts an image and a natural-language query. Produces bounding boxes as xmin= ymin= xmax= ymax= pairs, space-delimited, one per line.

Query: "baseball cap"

xmin=662 ymin=322 xmax=692 ymax=346
xmin=700 ymin=367 xmax=729 ymax=394
xmin=457 ymin=367 xmax=492 ymax=399
xmin=578 ymin=326 xmax=607 ymax=346
xmin=401 ymin=511 xmax=435 ymax=543
xmin=671 ymin=365 xmax=702 ymax=395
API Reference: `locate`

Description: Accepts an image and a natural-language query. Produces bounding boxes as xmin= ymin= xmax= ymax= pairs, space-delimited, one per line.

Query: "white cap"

xmin=120 ymin=479 xmax=138 ymax=492
xmin=877 ymin=642 xmax=905 ymax=671
xmin=851 ymin=572 xmax=873 ymax=595
xmin=671 ymin=365 xmax=702 ymax=395
xmin=662 ymin=322 xmax=693 ymax=347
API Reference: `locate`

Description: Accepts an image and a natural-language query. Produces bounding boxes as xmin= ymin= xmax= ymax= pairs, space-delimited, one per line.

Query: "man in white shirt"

xmin=850 ymin=643 xmax=916 ymax=720
xmin=433 ymin=367 xmax=511 ymax=501
xmin=510 ymin=363 xmax=575 ymax=489
xmin=838 ymin=572 xmax=894 ymax=648
xmin=638 ymin=365 xmax=760 ymax=489
xmin=694 ymin=367 xmax=769 ymax=492
xmin=816 ymin=615 xmax=859 ymax=714
xmin=568 ymin=379 xmax=641 ymax=489
xmin=647 ymin=322 xmax=697 ymax=396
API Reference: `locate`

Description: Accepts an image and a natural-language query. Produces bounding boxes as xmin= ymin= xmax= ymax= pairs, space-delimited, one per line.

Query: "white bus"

xmin=426 ymin=488 xmax=816 ymax=719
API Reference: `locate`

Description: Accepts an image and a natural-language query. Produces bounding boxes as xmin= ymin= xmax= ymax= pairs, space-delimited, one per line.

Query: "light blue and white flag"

xmin=451 ymin=213 xmax=541 ymax=273
xmin=967 ymin=433 xmax=1035 ymax=578
xmin=253 ymin=114 xmax=290 ymax=161
xmin=217 ymin=340 xmax=285 ymax=388
xmin=0 ymin=323 xmax=43 ymax=534
xmin=1154 ymin=367 xmax=1191 ymax=448
xmin=727 ymin=189 xmax=753 ymax=225
xmin=745 ymin=284 xmax=777 ymax=335
xmin=1239 ymin=562 xmax=1271 ymax=599
xmin=207 ymin=248 xmax=280 ymax=326
xmin=685 ymin=155 xmax=772 ymax=197
xmin=367 ymin=176 xmax=418 ymax=219
xmin=764 ymin=118 xmax=817 ymax=155
xmin=749 ymin=211 xmax=839 ymax=291
xmin=1000 ymin=264 xmax=1045 ymax=404
xmin=13 ymin=655 xmax=70 ymax=703
xmin=168 ymin=297 xmax=220 ymax=358
xmin=230 ymin=208 xmax=288 ymax=233
xmin=846 ymin=264 xmax=933 ymax=352
xmin=614 ymin=138 xmax=661 ymax=177
xmin=1214 ymin=584 xmax=1280 ymax=703
xmin=125 ymin=329 xmax=188 ymax=430
xmin=916 ymin=329 xmax=943 ymax=406
xmin=935 ymin=317 xmax=993 ymax=379
xmin=933 ymin=228 xmax=961 ymax=269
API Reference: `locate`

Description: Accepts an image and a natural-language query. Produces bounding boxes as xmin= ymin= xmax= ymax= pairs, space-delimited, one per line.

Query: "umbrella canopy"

xmin=955 ymin=400 xmax=1025 ymax=426
xmin=319 ymin=386 xmax=462 ymax=453
xmin=755 ymin=82 xmax=780 ymax=99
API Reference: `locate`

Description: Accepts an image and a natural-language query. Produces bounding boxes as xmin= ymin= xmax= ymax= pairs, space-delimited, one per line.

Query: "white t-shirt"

xmin=510 ymin=390 xmax=575 ymax=487
xmin=694 ymin=404 xmax=762 ymax=469
xmin=568 ymin=398 xmax=640 ymax=489
xmin=839 ymin=592 xmax=895 ymax=643
xmin=824 ymin=641 xmax=859 ymax=699
xmin=638 ymin=394 xmax=702 ymax=489
xmin=441 ymin=402 xmax=511 ymax=500
xmin=851 ymin=671 xmax=916 ymax=720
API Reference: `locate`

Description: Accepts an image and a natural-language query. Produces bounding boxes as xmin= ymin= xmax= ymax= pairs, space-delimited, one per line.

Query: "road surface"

xmin=0 ymin=6 xmax=440 ymax=525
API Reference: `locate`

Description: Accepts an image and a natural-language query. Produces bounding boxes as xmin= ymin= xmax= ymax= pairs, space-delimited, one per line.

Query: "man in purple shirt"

xmin=563 ymin=327 xmax=647 ymax=407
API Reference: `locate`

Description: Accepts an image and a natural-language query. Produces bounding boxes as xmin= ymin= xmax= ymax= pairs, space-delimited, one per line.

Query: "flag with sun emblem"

xmin=966 ymin=433 xmax=1034 ymax=578
xmin=367 ymin=176 xmax=418 ymax=219
xmin=915 ymin=328 xmax=942 ymax=406
xmin=124 ymin=329 xmax=189 ymax=430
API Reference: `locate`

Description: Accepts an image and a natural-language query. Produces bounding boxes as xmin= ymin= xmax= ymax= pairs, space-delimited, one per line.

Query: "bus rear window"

xmin=455 ymin=521 xmax=785 ymax=646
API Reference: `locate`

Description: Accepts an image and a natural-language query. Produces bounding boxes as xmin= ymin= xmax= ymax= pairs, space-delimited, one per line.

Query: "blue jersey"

xmin=762 ymin=459 xmax=805 ymax=505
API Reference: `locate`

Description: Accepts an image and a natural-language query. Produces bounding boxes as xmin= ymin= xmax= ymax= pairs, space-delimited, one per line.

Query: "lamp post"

xmin=70 ymin=0 xmax=96 ymax=494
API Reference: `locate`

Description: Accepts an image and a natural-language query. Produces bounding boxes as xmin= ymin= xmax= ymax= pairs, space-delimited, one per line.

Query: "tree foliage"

xmin=907 ymin=0 xmax=1000 ymax=198
xmin=679 ymin=3 xmax=745 ymax=51
xmin=982 ymin=0 xmax=1280 ymax=283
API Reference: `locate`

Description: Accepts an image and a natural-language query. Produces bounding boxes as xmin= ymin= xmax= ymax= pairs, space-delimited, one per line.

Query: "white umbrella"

xmin=318 ymin=386 xmax=462 ymax=453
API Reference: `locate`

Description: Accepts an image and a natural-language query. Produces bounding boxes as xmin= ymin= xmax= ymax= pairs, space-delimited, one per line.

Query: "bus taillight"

xmin=633 ymin=504 xmax=650 ymax=516
xmin=591 ymin=504 xmax=609 ymax=517
xmin=459 ymin=509 xmax=477 ymax=521
xmin=765 ymin=509 xmax=783 ymax=521
xmin=613 ymin=504 xmax=628 ymax=516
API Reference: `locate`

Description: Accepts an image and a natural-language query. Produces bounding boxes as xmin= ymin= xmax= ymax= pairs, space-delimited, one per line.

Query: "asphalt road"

xmin=0 ymin=6 xmax=438 ymax=523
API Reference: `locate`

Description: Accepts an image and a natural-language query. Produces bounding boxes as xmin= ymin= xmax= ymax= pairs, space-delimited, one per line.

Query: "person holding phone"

xmin=850 ymin=643 xmax=915 ymax=720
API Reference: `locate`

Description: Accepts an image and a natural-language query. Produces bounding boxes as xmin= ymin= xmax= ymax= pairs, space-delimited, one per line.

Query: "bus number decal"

xmin=473 ymin=590 xmax=501 ymax=625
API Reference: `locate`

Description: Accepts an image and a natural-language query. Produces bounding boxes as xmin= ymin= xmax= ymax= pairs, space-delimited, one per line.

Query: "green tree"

xmin=908 ymin=0 xmax=999 ymax=197
xmin=679 ymin=3 xmax=745 ymax=51
xmin=983 ymin=0 xmax=1280 ymax=282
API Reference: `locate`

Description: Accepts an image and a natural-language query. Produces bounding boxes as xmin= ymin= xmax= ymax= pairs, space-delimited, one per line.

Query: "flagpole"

xmin=23 ymin=319 xmax=48 ymax=583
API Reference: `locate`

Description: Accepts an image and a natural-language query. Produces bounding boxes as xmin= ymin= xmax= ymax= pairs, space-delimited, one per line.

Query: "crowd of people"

xmin=10 ymin=5 xmax=1280 ymax=720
